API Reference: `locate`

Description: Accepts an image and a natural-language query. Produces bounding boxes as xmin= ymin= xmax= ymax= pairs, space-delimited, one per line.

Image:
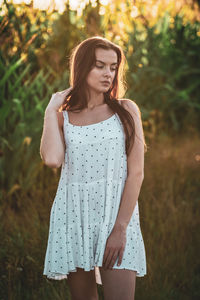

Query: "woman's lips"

xmin=101 ymin=81 xmax=110 ymax=85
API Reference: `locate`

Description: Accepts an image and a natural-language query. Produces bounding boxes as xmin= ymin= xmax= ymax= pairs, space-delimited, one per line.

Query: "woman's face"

xmin=86 ymin=48 xmax=118 ymax=94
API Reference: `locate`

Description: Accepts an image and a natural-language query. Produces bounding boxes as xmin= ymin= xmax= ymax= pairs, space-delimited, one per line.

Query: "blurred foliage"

xmin=0 ymin=0 xmax=200 ymax=299
xmin=125 ymin=13 xmax=200 ymax=134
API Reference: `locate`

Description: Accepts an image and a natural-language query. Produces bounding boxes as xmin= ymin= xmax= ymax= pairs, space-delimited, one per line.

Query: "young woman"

xmin=40 ymin=36 xmax=147 ymax=300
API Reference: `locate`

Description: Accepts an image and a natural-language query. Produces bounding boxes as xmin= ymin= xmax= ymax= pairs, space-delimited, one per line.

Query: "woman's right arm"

xmin=40 ymin=108 xmax=65 ymax=168
xmin=39 ymin=88 xmax=72 ymax=168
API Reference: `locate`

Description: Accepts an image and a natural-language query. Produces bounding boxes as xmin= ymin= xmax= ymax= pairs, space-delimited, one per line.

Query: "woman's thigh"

xmin=67 ymin=267 xmax=99 ymax=300
xmin=99 ymin=267 xmax=136 ymax=300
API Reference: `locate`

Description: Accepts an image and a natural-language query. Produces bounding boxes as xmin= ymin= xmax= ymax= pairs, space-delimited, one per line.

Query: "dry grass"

xmin=137 ymin=131 xmax=200 ymax=299
xmin=1 ymin=132 xmax=200 ymax=300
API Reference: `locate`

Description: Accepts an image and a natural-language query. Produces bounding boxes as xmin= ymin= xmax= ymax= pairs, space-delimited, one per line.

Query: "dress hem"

xmin=43 ymin=264 xmax=147 ymax=285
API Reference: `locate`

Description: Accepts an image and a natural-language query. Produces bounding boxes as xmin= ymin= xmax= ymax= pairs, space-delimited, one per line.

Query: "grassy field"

xmin=1 ymin=2 xmax=200 ymax=299
xmin=1 ymin=130 xmax=199 ymax=300
xmin=137 ymin=131 xmax=200 ymax=300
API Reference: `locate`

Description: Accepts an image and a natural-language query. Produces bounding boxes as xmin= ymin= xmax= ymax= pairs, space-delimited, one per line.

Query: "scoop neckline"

xmin=67 ymin=112 xmax=117 ymax=127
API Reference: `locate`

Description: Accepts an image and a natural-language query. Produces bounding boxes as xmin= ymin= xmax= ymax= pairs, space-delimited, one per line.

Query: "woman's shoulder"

xmin=57 ymin=100 xmax=140 ymax=127
xmin=119 ymin=98 xmax=139 ymax=109
xmin=119 ymin=98 xmax=141 ymax=118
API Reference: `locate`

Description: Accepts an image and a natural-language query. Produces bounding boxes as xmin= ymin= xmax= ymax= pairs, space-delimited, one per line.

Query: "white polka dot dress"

xmin=43 ymin=109 xmax=147 ymax=285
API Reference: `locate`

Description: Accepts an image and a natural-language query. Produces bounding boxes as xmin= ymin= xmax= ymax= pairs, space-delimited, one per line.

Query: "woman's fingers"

xmin=103 ymin=247 xmax=124 ymax=269
xmin=117 ymin=247 xmax=125 ymax=266
xmin=60 ymin=87 xmax=73 ymax=94
xmin=103 ymin=249 xmax=119 ymax=269
xmin=103 ymin=249 xmax=112 ymax=269
xmin=106 ymin=250 xmax=119 ymax=269
xmin=60 ymin=89 xmax=68 ymax=94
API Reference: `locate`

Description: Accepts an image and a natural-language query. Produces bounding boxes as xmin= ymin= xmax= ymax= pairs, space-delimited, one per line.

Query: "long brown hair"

xmin=61 ymin=36 xmax=147 ymax=156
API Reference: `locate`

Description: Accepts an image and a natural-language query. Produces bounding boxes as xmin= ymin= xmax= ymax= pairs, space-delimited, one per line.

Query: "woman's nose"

xmin=104 ymin=67 xmax=112 ymax=77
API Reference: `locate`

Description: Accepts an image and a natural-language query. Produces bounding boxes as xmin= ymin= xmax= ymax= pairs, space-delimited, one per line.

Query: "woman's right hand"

xmin=46 ymin=87 xmax=73 ymax=112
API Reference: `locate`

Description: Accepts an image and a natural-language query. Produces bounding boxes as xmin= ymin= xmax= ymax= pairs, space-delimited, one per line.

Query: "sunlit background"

xmin=1 ymin=0 xmax=200 ymax=19
xmin=1 ymin=1 xmax=200 ymax=299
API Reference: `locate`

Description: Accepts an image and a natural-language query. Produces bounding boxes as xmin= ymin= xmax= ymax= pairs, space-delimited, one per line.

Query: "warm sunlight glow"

xmin=69 ymin=0 xmax=79 ymax=10
xmin=33 ymin=0 xmax=51 ymax=10
xmin=130 ymin=6 xmax=139 ymax=18
xmin=99 ymin=0 xmax=109 ymax=5
xmin=99 ymin=6 xmax=106 ymax=15
xmin=2 ymin=0 xmax=199 ymax=23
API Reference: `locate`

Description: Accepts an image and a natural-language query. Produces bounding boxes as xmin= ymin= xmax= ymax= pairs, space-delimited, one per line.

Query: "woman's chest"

xmin=63 ymin=115 xmax=125 ymax=147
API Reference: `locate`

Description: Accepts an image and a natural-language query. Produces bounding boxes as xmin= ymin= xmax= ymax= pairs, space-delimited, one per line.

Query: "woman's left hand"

xmin=102 ymin=225 xmax=127 ymax=270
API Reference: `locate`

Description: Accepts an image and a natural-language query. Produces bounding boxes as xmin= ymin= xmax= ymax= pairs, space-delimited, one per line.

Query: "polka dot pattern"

xmin=43 ymin=110 xmax=147 ymax=285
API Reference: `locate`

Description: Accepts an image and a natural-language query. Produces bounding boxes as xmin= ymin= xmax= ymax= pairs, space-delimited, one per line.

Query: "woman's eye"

xmin=96 ymin=65 xmax=117 ymax=71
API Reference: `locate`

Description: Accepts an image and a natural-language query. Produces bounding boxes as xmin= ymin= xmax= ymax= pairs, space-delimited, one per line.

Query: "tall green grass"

xmin=125 ymin=13 xmax=200 ymax=134
xmin=0 ymin=56 xmax=69 ymax=195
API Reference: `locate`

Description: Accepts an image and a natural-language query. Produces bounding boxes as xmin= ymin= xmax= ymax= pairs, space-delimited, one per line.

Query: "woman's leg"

xmin=67 ymin=267 xmax=99 ymax=300
xmin=99 ymin=267 xmax=136 ymax=300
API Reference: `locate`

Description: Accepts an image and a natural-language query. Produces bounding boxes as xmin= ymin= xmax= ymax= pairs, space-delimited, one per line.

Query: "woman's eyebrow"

xmin=96 ymin=60 xmax=118 ymax=65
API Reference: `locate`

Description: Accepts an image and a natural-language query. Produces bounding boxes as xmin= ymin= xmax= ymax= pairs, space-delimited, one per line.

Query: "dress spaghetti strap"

xmin=62 ymin=110 xmax=69 ymax=123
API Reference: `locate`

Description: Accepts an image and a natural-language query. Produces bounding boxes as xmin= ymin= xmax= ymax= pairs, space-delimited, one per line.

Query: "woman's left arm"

xmin=114 ymin=99 xmax=145 ymax=231
xmin=102 ymin=99 xmax=145 ymax=269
